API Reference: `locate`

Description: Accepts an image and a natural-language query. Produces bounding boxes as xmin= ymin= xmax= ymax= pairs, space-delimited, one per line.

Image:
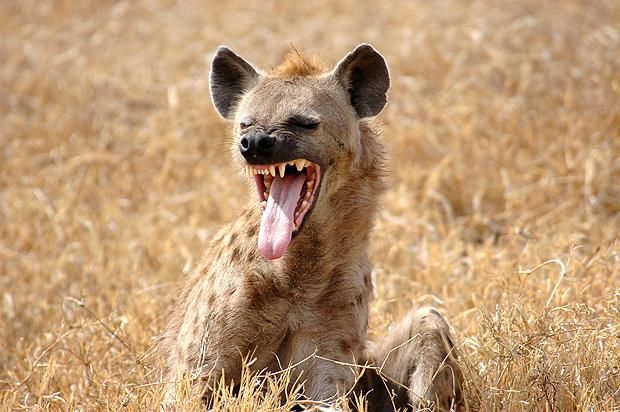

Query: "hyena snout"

xmin=239 ymin=131 xmax=278 ymax=162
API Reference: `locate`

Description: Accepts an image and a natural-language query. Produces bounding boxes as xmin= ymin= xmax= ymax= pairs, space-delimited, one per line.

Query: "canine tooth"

xmin=278 ymin=164 xmax=286 ymax=178
xmin=269 ymin=165 xmax=276 ymax=177
xmin=295 ymin=159 xmax=305 ymax=171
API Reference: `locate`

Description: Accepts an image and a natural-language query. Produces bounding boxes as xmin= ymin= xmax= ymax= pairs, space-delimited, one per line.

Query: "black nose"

xmin=239 ymin=132 xmax=276 ymax=160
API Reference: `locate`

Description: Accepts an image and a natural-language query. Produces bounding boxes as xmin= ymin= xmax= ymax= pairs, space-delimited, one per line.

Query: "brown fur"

xmin=159 ymin=45 xmax=463 ymax=410
xmin=270 ymin=48 xmax=329 ymax=77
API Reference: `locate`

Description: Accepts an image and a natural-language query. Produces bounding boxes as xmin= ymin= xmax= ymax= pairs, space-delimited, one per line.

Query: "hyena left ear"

xmin=333 ymin=44 xmax=390 ymax=118
xmin=210 ymin=46 xmax=261 ymax=119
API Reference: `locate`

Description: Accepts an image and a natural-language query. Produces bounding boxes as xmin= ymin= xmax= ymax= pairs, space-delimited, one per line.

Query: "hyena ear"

xmin=333 ymin=44 xmax=390 ymax=118
xmin=210 ymin=46 xmax=260 ymax=119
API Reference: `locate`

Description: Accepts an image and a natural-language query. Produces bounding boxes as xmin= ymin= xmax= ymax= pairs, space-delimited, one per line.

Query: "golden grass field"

xmin=2 ymin=0 xmax=620 ymax=410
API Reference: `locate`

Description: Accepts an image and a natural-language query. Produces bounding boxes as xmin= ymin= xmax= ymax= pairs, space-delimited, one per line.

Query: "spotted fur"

xmin=159 ymin=44 xmax=463 ymax=410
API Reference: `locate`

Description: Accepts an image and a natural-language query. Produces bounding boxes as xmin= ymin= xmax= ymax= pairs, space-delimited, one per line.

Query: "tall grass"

xmin=1 ymin=0 xmax=619 ymax=410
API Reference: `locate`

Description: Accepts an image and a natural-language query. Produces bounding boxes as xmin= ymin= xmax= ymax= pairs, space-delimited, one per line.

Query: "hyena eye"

xmin=287 ymin=116 xmax=320 ymax=131
xmin=239 ymin=118 xmax=254 ymax=130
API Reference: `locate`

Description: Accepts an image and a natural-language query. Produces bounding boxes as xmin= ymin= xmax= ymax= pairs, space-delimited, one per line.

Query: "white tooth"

xmin=278 ymin=164 xmax=286 ymax=178
xmin=304 ymin=192 xmax=311 ymax=200
xmin=261 ymin=200 xmax=267 ymax=209
xmin=269 ymin=165 xmax=276 ymax=177
xmin=296 ymin=159 xmax=306 ymax=171
xmin=263 ymin=191 xmax=268 ymax=198
xmin=301 ymin=200 xmax=308 ymax=210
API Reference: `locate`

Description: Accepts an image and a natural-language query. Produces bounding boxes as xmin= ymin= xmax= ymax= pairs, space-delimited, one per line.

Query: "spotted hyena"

xmin=160 ymin=44 xmax=463 ymax=410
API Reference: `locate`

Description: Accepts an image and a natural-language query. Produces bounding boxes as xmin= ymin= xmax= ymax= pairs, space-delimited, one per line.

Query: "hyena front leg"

xmin=367 ymin=307 xmax=463 ymax=410
xmin=282 ymin=330 xmax=363 ymax=407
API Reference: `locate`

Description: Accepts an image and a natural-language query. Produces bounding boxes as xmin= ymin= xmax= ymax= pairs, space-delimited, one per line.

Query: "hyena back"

xmin=160 ymin=44 xmax=463 ymax=410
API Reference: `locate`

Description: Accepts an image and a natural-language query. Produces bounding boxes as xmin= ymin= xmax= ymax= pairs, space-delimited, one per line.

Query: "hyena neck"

xmin=285 ymin=121 xmax=386 ymax=272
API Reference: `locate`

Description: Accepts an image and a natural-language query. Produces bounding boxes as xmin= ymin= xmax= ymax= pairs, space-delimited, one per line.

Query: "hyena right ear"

xmin=333 ymin=44 xmax=390 ymax=118
xmin=210 ymin=46 xmax=260 ymax=119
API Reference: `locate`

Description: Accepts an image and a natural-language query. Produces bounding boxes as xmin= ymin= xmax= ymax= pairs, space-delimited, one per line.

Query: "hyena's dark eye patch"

xmin=285 ymin=115 xmax=320 ymax=130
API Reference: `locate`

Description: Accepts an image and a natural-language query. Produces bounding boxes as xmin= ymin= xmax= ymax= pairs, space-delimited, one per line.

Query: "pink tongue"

xmin=258 ymin=173 xmax=306 ymax=260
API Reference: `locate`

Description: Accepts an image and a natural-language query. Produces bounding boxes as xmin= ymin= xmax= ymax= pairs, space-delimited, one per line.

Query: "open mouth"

xmin=245 ymin=159 xmax=321 ymax=260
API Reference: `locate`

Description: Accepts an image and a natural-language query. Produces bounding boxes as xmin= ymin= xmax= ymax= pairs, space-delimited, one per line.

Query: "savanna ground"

xmin=1 ymin=0 xmax=620 ymax=410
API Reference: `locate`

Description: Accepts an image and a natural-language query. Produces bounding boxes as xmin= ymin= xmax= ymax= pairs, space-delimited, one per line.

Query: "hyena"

xmin=160 ymin=44 xmax=463 ymax=410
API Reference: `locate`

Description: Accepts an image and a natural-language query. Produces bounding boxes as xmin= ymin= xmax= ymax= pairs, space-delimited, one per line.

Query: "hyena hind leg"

xmin=367 ymin=307 xmax=463 ymax=411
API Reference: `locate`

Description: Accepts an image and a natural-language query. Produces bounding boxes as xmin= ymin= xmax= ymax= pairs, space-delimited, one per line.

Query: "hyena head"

xmin=210 ymin=44 xmax=389 ymax=260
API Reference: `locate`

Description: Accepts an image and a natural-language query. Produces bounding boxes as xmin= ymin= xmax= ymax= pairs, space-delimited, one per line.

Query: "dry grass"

xmin=1 ymin=0 xmax=620 ymax=410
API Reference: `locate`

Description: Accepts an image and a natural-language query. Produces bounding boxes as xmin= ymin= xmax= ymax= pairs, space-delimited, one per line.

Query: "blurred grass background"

xmin=1 ymin=0 xmax=619 ymax=410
